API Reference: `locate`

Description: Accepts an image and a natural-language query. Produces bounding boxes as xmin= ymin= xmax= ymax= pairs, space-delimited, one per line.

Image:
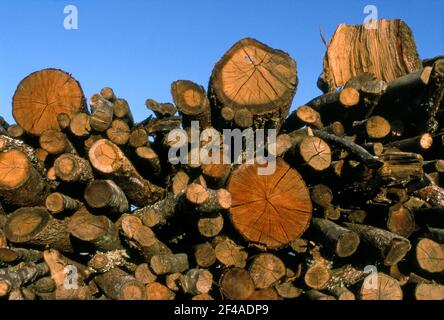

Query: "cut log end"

xmin=227 ymin=159 xmax=312 ymax=249
xmin=0 ymin=149 xmax=30 ymax=189
xmin=88 ymin=139 xmax=121 ymax=173
xmin=12 ymin=69 xmax=86 ymax=136
xmin=339 ymin=87 xmax=360 ymax=107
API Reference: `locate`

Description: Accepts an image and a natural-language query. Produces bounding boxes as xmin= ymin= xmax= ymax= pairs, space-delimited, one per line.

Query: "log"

xmin=88 ymin=139 xmax=164 ymax=207
xmin=94 ymin=267 xmax=145 ymax=300
xmin=312 ymin=129 xmax=383 ymax=168
xmin=145 ymin=282 xmax=176 ymax=300
xmin=307 ymin=88 xmax=360 ymax=118
xmin=274 ymin=282 xmax=302 ymax=299
xmin=128 ymin=128 xmax=148 ymax=148
xmin=106 ymin=119 xmax=130 ymax=146
xmin=415 ymin=185 xmax=444 ymax=208
xmin=219 ymin=267 xmax=255 ymax=300
xmin=0 ymin=247 xmax=42 ymax=266
xmin=386 ymin=203 xmax=415 ymax=238
xmin=35 ymin=148 xmax=49 ymax=163
xmin=172 ymin=170 xmax=190 ymax=196
xmin=67 ymin=207 xmax=122 ymax=251
xmin=377 ymin=151 xmax=423 ymax=183
xmin=56 ymin=113 xmax=71 ymax=131
xmin=310 ymin=184 xmax=333 ymax=208
xmin=0 ymin=149 xmax=49 ymax=206
xmin=171 ymin=80 xmax=212 ymax=129
xmin=150 ymin=253 xmax=189 ymax=275
xmin=415 ymin=283 xmax=444 ymax=300
xmin=100 ymin=87 xmax=116 ymax=102
xmin=352 ymin=116 xmax=391 ymax=139
xmin=134 ymin=193 xmax=179 ymax=228
xmin=89 ymin=94 xmax=114 ymax=132
xmin=249 ymin=253 xmax=286 ymax=289
xmin=197 ymin=213 xmax=224 ymax=238
xmin=209 ymin=38 xmax=297 ymax=131
xmin=304 ymin=263 xmax=331 ymax=290
xmin=186 ymin=184 xmax=231 ymax=213
xmin=113 ymin=98 xmax=134 ymax=126
xmin=328 ymin=286 xmax=355 ymax=300
xmin=0 ymin=135 xmax=46 ymax=177
xmin=383 ymin=67 xmax=432 ymax=99
xmin=4 ymin=207 xmax=72 ymax=252
xmin=311 ymin=218 xmax=360 ymax=257
xmin=45 ymin=192 xmax=81 ymax=214
xmin=294 ymin=136 xmax=332 ymax=171
xmin=415 ymin=238 xmax=444 ymax=273
xmin=6 ymin=124 xmax=25 ymax=139
xmin=0 ymin=117 xmax=9 ymax=136
xmin=39 ymin=129 xmax=76 ymax=155
xmin=344 ymin=223 xmax=411 ymax=266
xmin=194 ymin=242 xmax=216 ymax=268
xmin=54 ymin=153 xmax=94 ymax=183
xmin=422 ymin=59 xmax=444 ymax=132
xmin=214 ymin=236 xmax=247 ymax=268
xmin=84 ymin=179 xmax=129 ymax=214
xmin=305 ymin=290 xmax=335 ymax=300
xmin=12 ymin=69 xmax=86 ymax=136
xmin=325 ymin=264 xmax=368 ymax=290
xmin=0 ymin=262 xmax=49 ymax=288
xmin=180 ymin=268 xmax=213 ymax=295
xmin=134 ymin=263 xmax=157 ymax=285
xmin=227 ymin=159 xmax=312 ymax=249
xmin=385 ymin=133 xmax=433 ymax=153
xmin=69 ymin=113 xmax=91 ymax=138
xmin=165 ymin=272 xmax=182 ymax=292
xmin=423 ymin=159 xmax=444 ymax=173
xmin=131 ymin=225 xmax=172 ymax=260
xmin=145 ymin=99 xmax=177 ymax=118
xmin=360 ymin=273 xmax=403 ymax=300
xmin=135 ymin=146 xmax=162 ymax=177
xmin=282 ymin=105 xmax=323 ymax=132
xmin=321 ymin=19 xmax=421 ymax=90
xmin=202 ymin=162 xmax=231 ymax=189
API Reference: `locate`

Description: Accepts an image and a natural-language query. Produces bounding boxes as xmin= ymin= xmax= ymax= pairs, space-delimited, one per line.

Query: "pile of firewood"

xmin=1 ymin=19 xmax=444 ymax=300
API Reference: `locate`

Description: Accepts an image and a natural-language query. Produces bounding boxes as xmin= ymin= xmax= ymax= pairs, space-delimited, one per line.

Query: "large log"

xmin=320 ymin=19 xmax=421 ymax=91
xmin=12 ymin=69 xmax=86 ymax=136
xmin=227 ymin=159 xmax=312 ymax=249
xmin=209 ymin=38 xmax=297 ymax=130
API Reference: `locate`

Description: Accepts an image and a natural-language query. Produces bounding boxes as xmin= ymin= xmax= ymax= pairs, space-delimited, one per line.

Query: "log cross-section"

xmin=12 ymin=69 xmax=86 ymax=136
xmin=88 ymin=139 xmax=164 ymax=207
xmin=209 ymin=38 xmax=297 ymax=130
xmin=227 ymin=159 xmax=312 ymax=249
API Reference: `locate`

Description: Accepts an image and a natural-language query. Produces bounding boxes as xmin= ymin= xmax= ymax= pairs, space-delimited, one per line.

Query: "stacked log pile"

xmin=0 ymin=19 xmax=444 ymax=300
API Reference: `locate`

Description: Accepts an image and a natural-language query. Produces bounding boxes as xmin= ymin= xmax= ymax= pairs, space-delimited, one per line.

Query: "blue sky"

xmin=0 ymin=0 xmax=443 ymax=124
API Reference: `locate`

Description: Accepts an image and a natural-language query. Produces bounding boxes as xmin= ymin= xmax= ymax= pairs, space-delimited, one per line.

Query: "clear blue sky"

xmin=0 ymin=0 xmax=443 ymax=124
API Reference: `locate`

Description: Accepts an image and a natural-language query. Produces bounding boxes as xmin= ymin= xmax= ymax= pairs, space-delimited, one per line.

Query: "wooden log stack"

xmin=0 ymin=19 xmax=444 ymax=300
